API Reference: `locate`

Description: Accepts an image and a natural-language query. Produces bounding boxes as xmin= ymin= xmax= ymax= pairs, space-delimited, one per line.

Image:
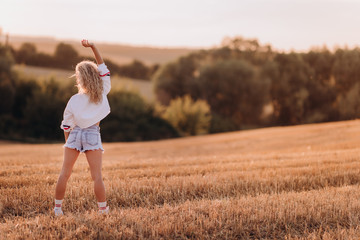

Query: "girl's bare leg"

xmin=55 ymin=147 xmax=80 ymax=199
xmin=85 ymin=150 xmax=106 ymax=202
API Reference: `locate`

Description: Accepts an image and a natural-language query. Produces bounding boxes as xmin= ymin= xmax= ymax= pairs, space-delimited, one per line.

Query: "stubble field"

xmin=1 ymin=120 xmax=360 ymax=239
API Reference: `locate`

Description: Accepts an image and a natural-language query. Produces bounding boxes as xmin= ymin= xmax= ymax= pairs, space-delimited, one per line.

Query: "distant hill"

xmin=1 ymin=35 xmax=199 ymax=65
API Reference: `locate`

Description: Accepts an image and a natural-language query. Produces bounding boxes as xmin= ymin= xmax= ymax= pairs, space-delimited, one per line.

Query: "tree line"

xmin=0 ymin=44 xmax=178 ymax=142
xmin=2 ymin=36 xmax=360 ymax=142
xmin=11 ymin=42 xmax=158 ymax=80
xmin=153 ymin=37 xmax=360 ymax=133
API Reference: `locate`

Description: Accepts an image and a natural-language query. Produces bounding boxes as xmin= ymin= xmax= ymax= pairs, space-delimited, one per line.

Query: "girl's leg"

xmin=55 ymin=147 xmax=80 ymax=200
xmin=85 ymin=149 xmax=106 ymax=202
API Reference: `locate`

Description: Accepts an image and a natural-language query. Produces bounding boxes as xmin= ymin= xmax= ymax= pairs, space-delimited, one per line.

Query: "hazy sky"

xmin=1 ymin=0 xmax=360 ymax=51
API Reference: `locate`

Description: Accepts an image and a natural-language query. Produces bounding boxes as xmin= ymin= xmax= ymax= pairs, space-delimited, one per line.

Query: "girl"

xmin=54 ymin=40 xmax=111 ymax=216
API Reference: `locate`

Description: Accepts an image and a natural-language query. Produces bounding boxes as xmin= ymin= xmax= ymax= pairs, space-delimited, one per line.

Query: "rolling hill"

xmin=2 ymin=35 xmax=199 ymax=65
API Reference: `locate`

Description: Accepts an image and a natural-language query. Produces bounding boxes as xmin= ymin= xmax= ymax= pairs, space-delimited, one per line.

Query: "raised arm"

xmin=81 ymin=39 xmax=104 ymax=65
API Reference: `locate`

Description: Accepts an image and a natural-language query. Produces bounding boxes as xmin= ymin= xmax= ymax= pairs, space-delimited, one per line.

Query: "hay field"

xmin=1 ymin=120 xmax=360 ymax=239
xmin=13 ymin=65 xmax=154 ymax=101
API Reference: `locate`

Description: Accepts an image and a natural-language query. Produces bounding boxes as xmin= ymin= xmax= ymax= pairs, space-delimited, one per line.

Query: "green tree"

xmin=152 ymin=37 xmax=274 ymax=131
xmin=197 ymin=59 xmax=269 ymax=127
xmin=337 ymin=82 xmax=360 ymax=119
xmin=0 ymin=81 xmax=15 ymax=114
xmin=0 ymin=44 xmax=14 ymax=78
xmin=16 ymin=42 xmax=37 ymax=64
xmin=298 ymin=49 xmax=338 ymax=122
xmin=220 ymin=36 xmax=274 ymax=65
xmin=264 ymin=53 xmax=313 ymax=125
xmin=0 ymin=44 xmax=15 ymax=114
xmin=120 ymin=59 xmax=150 ymax=79
xmin=54 ymin=42 xmax=79 ymax=69
xmin=152 ymin=55 xmax=198 ymax=105
xmin=303 ymin=49 xmax=334 ymax=84
xmin=161 ymin=95 xmax=211 ymax=136
xmin=333 ymin=49 xmax=360 ymax=94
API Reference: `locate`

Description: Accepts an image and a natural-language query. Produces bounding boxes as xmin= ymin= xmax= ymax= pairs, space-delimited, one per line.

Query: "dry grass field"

xmin=2 ymin=120 xmax=360 ymax=239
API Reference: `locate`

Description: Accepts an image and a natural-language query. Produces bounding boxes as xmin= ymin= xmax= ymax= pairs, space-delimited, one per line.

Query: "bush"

xmin=119 ymin=60 xmax=150 ymax=79
xmin=209 ymin=113 xmax=238 ymax=134
xmin=22 ymin=79 xmax=71 ymax=141
xmin=0 ymin=80 xmax=15 ymax=114
xmin=160 ymin=95 xmax=211 ymax=136
xmin=101 ymin=89 xmax=179 ymax=142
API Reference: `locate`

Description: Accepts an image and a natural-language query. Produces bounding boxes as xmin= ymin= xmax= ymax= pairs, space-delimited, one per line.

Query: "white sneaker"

xmin=54 ymin=208 xmax=64 ymax=216
xmin=98 ymin=206 xmax=109 ymax=214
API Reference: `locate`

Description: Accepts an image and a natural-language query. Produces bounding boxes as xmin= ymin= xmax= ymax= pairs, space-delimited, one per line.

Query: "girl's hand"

xmin=81 ymin=39 xmax=94 ymax=48
xmin=82 ymin=39 xmax=104 ymax=64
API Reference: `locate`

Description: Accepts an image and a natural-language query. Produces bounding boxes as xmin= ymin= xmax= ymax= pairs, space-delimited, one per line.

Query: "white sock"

xmin=55 ymin=199 xmax=63 ymax=210
xmin=98 ymin=201 xmax=107 ymax=210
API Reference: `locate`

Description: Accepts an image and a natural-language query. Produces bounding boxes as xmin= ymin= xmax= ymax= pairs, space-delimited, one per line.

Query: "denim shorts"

xmin=64 ymin=125 xmax=104 ymax=152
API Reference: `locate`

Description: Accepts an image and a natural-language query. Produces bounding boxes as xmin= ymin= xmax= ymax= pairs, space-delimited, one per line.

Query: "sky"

xmin=1 ymin=0 xmax=360 ymax=51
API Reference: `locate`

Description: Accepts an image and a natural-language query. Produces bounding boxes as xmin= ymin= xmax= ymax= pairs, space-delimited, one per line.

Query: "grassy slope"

xmin=1 ymin=120 xmax=360 ymax=239
xmin=13 ymin=64 xmax=154 ymax=101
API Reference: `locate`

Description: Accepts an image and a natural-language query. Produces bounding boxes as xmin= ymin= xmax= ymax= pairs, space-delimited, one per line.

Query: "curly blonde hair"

xmin=75 ymin=61 xmax=103 ymax=104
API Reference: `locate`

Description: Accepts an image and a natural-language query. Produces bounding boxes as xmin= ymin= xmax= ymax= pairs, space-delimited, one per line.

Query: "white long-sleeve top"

xmin=60 ymin=63 xmax=111 ymax=132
